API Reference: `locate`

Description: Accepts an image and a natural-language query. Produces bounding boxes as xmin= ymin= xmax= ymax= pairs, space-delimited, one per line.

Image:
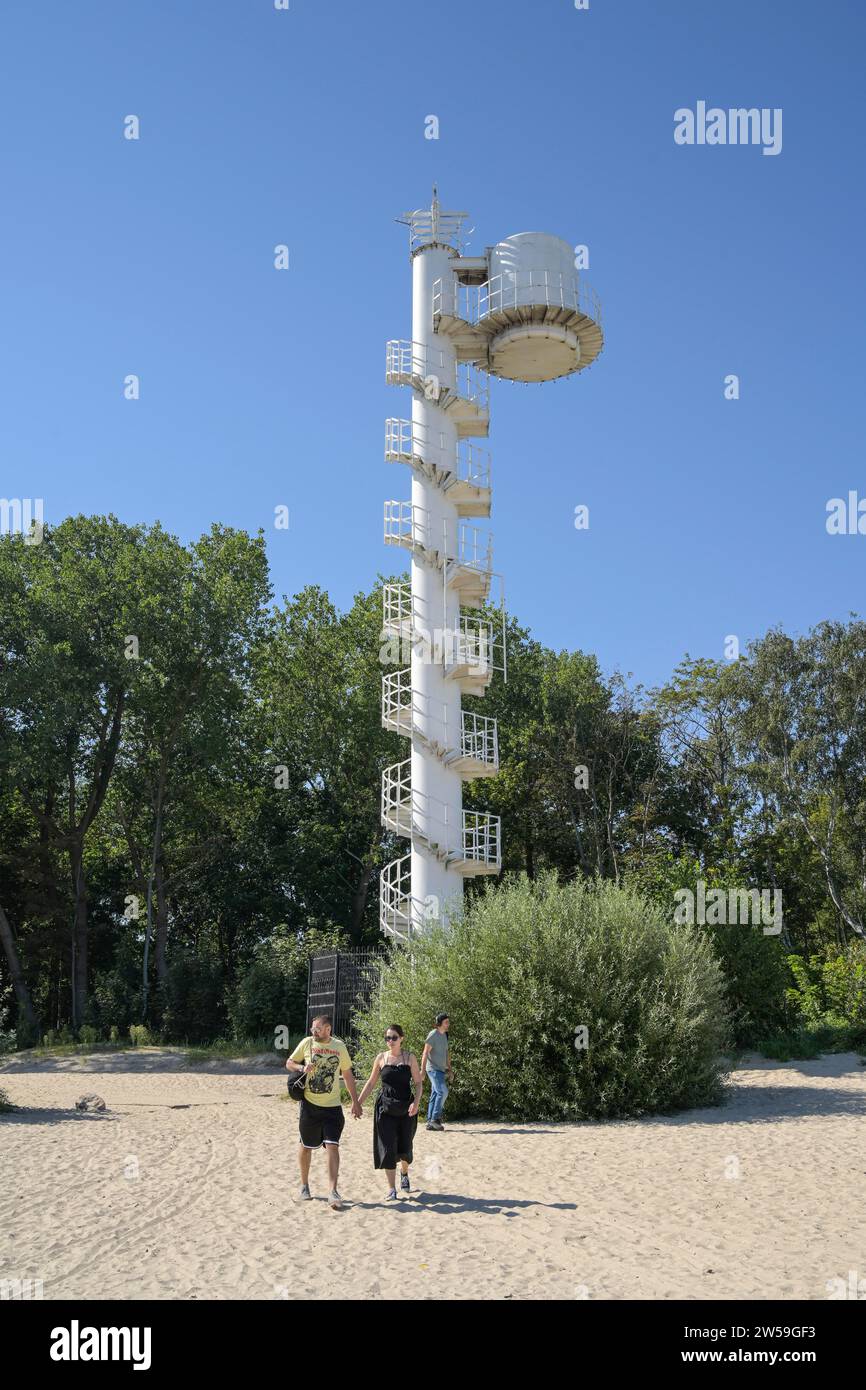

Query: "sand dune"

xmin=1 ymin=1049 xmax=864 ymax=1300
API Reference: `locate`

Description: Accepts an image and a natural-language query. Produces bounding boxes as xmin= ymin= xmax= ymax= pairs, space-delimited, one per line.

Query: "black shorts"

xmin=298 ymin=1098 xmax=345 ymax=1149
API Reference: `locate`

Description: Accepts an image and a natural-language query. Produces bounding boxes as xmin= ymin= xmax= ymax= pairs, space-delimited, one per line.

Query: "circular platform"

xmin=488 ymin=324 xmax=579 ymax=383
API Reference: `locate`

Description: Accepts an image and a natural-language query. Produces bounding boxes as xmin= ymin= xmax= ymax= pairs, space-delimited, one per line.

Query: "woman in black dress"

xmin=357 ymin=1025 xmax=424 ymax=1201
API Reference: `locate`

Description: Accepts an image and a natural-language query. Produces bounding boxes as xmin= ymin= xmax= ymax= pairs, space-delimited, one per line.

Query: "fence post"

xmin=333 ymin=953 xmax=342 ymax=1036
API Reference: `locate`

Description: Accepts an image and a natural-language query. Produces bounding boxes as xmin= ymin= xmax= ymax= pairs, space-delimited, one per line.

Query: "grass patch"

xmin=754 ymin=1024 xmax=866 ymax=1062
xmin=25 ymin=1042 xmax=141 ymax=1058
xmin=184 ymin=1036 xmax=300 ymax=1063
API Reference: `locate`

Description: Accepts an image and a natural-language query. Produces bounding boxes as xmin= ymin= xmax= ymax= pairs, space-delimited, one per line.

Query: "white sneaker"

xmin=297 ymin=1184 xmax=312 ymax=1202
xmin=328 ymin=1189 xmax=343 ymax=1211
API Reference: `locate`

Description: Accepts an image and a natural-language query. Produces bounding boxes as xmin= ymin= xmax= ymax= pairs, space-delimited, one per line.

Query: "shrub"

xmin=353 ymin=873 xmax=732 ymax=1122
xmin=79 ymin=1024 xmax=99 ymax=1047
xmin=90 ymin=931 xmax=146 ymax=1034
xmin=229 ymin=924 xmax=347 ymax=1044
xmin=702 ymin=920 xmax=790 ymax=1046
xmin=0 ymin=1088 xmax=13 ymax=1114
xmin=109 ymin=1026 xmax=119 ymax=1044
xmin=129 ymin=1024 xmax=152 ymax=1046
xmin=42 ymin=1025 xmax=75 ymax=1048
xmin=786 ymin=944 xmax=866 ymax=1037
xmin=627 ymin=854 xmax=790 ymax=1047
xmin=229 ymin=960 xmax=298 ymax=1044
xmin=157 ymin=955 xmax=227 ymax=1044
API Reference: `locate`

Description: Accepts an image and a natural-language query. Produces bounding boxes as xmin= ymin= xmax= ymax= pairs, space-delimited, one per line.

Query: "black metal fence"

xmin=306 ymin=950 xmax=383 ymax=1042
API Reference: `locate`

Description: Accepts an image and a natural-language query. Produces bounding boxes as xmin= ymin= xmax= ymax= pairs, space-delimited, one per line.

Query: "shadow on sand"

xmin=350 ymin=1191 xmax=577 ymax=1217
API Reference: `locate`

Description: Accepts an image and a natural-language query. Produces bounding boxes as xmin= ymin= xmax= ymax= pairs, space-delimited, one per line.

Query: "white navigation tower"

xmin=380 ymin=190 xmax=603 ymax=943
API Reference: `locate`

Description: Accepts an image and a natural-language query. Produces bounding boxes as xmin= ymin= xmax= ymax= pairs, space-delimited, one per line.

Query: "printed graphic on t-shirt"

xmin=307 ymin=1052 xmax=340 ymax=1095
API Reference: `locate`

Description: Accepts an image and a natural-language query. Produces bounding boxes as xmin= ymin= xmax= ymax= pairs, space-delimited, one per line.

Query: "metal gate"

xmin=306 ymin=950 xmax=383 ymax=1042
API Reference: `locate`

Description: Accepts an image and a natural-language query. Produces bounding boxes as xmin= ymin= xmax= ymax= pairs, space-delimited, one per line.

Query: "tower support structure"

xmin=380 ymin=192 xmax=603 ymax=943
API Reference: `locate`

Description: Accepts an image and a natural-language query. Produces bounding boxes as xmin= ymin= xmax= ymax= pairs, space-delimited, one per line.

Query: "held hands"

xmin=351 ymin=1101 xmax=363 ymax=1119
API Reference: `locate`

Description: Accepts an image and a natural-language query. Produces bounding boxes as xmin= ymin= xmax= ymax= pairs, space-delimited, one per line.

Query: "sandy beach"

xmin=1 ymin=1049 xmax=864 ymax=1301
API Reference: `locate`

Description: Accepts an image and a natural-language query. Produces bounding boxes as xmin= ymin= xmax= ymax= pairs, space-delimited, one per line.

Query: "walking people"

xmin=286 ymin=1014 xmax=362 ymax=1211
xmin=357 ymin=1025 xmax=423 ymax=1202
xmin=420 ymin=1013 xmax=452 ymax=1131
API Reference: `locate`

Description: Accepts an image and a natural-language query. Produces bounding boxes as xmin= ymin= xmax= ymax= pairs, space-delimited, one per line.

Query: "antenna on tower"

xmin=396 ymin=189 xmax=468 ymax=256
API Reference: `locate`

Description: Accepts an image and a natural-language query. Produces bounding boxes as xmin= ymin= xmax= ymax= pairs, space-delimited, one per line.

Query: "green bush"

xmin=0 ymin=1087 xmax=13 ymax=1114
xmin=785 ymin=944 xmax=866 ymax=1037
xmin=157 ymin=955 xmax=227 ymax=1044
xmin=353 ymin=873 xmax=732 ymax=1122
xmin=109 ymin=1026 xmax=119 ymax=1044
xmin=701 ymin=920 xmax=790 ymax=1046
xmin=79 ymin=1024 xmax=99 ymax=1047
xmin=229 ymin=959 xmax=299 ymax=1044
xmin=128 ymin=1024 xmax=152 ymax=1046
xmin=229 ymin=925 xmax=347 ymax=1044
xmin=753 ymin=1024 xmax=859 ymax=1062
xmin=90 ymin=931 xmax=146 ymax=1034
xmin=627 ymin=854 xmax=790 ymax=1047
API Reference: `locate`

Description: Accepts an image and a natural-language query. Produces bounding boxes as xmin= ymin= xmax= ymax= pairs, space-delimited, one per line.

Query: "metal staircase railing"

xmin=461 ymin=810 xmax=502 ymax=871
xmin=381 ymin=759 xmax=500 ymax=871
xmin=381 ymin=669 xmax=449 ymax=748
xmin=381 ymin=584 xmax=506 ymax=683
xmin=386 ymin=339 xmax=447 ymax=388
xmin=384 ymin=419 xmax=491 ymax=494
xmin=459 ymin=709 xmax=499 ymax=769
xmin=383 ymin=500 xmax=433 ymax=557
xmin=381 ymin=669 xmax=498 ymax=773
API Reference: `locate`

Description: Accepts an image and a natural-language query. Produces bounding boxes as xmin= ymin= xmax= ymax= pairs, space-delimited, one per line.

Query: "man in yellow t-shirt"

xmin=287 ymin=1015 xmax=361 ymax=1210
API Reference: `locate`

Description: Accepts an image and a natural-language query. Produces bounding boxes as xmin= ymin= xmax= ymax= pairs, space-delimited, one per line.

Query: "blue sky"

xmin=2 ymin=0 xmax=863 ymax=689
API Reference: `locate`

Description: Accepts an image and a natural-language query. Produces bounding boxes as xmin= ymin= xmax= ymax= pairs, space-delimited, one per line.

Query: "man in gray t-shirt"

xmin=420 ymin=1014 xmax=451 ymax=1130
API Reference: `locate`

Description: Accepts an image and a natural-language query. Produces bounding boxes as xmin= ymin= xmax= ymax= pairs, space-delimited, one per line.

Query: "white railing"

xmin=381 ymin=772 xmax=499 ymax=869
xmin=382 ymin=759 xmax=451 ymax=844
xmin=382 ymin=588 xmax=507 ymax=682
xmin=386 ymin=340 xmax=446 ymax=385
xmin=479 ymin=270 xmax=601 ymax=324
xmin=383 ymin=581 xmax=411 ymax=637
xmin=382 ymin=669 xmax=460 ymax=750
xmin=462 ymin=811 xmax=501 ymax=869
xmin=432 ymin=276 xmax=462 ymax=323
xmin=381 ymin=854 xmax=422 ymax=941
xmin=382 ymin=758 xmax=413 ymax=836
xmin=380 ymin=854 xmax=442 ymax=940
xmin=381 ymin=667 xmax=412 ymax=733
xmin=446 ymin=612 xmax=507 ymax=681
xmin=383 ymin=500 xmax=430 ymax=552
xmin=454 ymin=521 xmax=492 ymax=573
xmin=386 ymin=420 xmax=491 ymax=492
xmin=454 ymin=440 xmax=491 ymax=491
xmin=384 ymin=418 xmax=448 ymax=469
xmin=449 ymin=619 xmax=491 ymax=675
xmin=382 ymin=669 xmax=450 ymax=745
xmin=454 ymin=363 xmax=489 ymax=414
xmin=434 ymin=271 xmax=602 ymax=329
xmin=461 ymin=710 xmax=499 ymax=768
